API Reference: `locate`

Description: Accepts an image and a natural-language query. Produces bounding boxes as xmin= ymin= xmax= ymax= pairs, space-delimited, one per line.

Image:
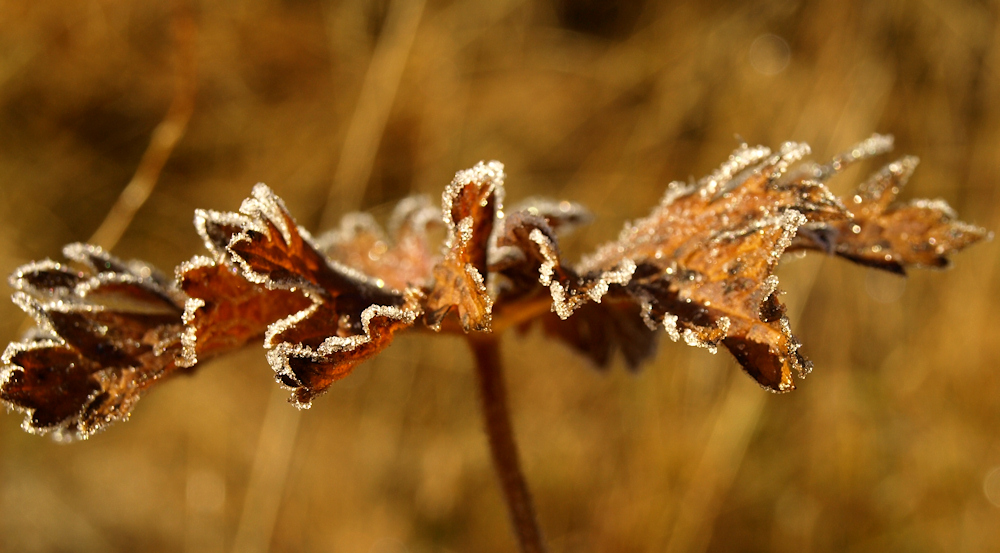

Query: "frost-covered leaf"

xmin=535 ymin=300 xmax=657 ymax=370
xmin=494 ymin=209 xmax=638 ymax=321
xmin=210 ymin=184 xmax=420 ymax=406
xmin=1 ymin=244 xmax=185 ymax=440
xmin=315 ymin=195 xmax=442 ymax=290
xmin=492 ymin=211 xmax=567 ymax=301
xmin=176 ymin=256 xmax=311 ymax=369
xmin=507 ymin=197 xmax=593 ymax=233
xmin=264 ymin=295 xmax=420 ymax=406
xmin=424 ymin=161 xmax=505 ymax=332
xmin=567 ymin=142 xmax=849 ymax=391
xmin=490 ymin=206 xmax=654 ymax=369
xmin=792 ymin=155 xmax=991 ymax=273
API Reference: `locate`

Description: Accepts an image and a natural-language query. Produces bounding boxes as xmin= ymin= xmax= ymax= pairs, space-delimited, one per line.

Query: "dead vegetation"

xmin=0 ymin=1 xmax=998 ymax=551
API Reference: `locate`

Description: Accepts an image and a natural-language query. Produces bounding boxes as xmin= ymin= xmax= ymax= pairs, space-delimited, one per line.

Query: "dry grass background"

xmin=1 ymin=0 xmax=999 ymax=551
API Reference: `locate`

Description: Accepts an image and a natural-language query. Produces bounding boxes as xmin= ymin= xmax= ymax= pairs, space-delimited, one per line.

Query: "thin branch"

xmin=89 ymin=0 xmax=198 ymax=249
xmin=13 ymin=0 xmax=198 ymax=337
xmin=469 ymin=336 xmax=547 ymax=553
xmin=320 ymin=0 xmax=426 ymax=227
xmin=230 ymin=386 xmax=302 ymax=553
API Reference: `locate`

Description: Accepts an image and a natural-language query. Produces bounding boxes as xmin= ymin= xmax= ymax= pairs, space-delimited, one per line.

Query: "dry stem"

xmin=88 ymin=0 xmax=197 ymax=249
xmin=469 ymin=336 xmax=546 ymax=553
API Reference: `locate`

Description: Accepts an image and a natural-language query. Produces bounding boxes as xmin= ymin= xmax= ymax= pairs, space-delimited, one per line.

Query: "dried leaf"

xmin=792 ymin=156 xmax=991 ymax=273
xmin=425 ymin=161 xmax=505 ymax=332
xmin=536 ymin=300 xmax=657 ymax=370
xmin=314 ymin=195 xmax=442 ymax=290
xmin=490 ymin=204 xmax=654 ymax=369
xmin=547 ymin=136 xmax=985 ymax=390
xmin=507 ymin=197 xmax=593 ymax=233
xmin=494 ymin=207 xmax=638 ymax=322
xmin=176 ymin=256 xmax=311 ymax=368
xmin=536 ymin=143 xmax=849 ymax=390
xmin=208 ymin=184 xmax=420 ymax=407
xmin=526 ymin=144 xmax=803 ymax=388
xmin=264 ymin=296 xmax=420 ymax=406
xmin=1 ymin=244 xmax=185 ymax=440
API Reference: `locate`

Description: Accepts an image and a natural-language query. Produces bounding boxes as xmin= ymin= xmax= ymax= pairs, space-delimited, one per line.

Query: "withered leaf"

xmin=1 ymin=244 xmax=185 ymax=440
xmin=202 ymin=184 xmax=420 ymax=407
xmin=791 ymin=155 xmax=991 ymax=273
xmin=521 ymin=136 xmax=985 ymax=391
xmin=314 ymin=195 xmax=442 ymax=291
xmin=535 ymin=300 xmax=658 ymax=371
xmin=264 ymin=297 xmax=420 ymax=406
xmin=178 ymin=205 xmax=316 ymax=367
xmin=507 ymin=197 xmax=594 ymax=233
xmin=492 ymin=206 xmax=657 ymax=370
xmin=494 ymin=208 xmax=638 ymax=322
xmin=424 ymin=161 xmax=505 ymax=332
xmin=566 ymin=142 xmax=847 ymax=391
xmin=176 ymin=256 xmax=311 ymax=368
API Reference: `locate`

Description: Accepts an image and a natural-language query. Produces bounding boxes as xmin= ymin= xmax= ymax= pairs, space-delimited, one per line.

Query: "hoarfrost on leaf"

xmin=1 ymin=247 xmax=186 ymax=440
xmin=425 ymin=161 xmax=505 ymax=332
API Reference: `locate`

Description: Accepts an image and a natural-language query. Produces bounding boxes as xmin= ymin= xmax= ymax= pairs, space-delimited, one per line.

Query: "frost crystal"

xmin=700 ymin=143 xmax=772 ymax=198
xmin=662 ymin=314 xmax=681 ymax=342
xmin=817 ymin=133 xmax=895 ymax=179
xmin=526 ymin=226 xmax=636 ymax=319
xmin=442 ymin=161 xmax=506 ymax=240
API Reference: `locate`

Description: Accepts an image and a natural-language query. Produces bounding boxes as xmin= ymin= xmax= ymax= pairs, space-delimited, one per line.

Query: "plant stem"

xmin=89 ymin=0 xmax=197 ymax=250
xmin=469 ymin=336 xmax=547 ymax=553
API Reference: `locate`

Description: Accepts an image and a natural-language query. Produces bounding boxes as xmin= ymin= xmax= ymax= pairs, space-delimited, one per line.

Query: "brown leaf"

xmin=424 ymin=161 xmax=505 ymax=332
xmin=507 ymin=197 xmax=593 ymax=233
xmin=792 ymin=155 xmax=991 ymax=273
xmin=211 ymin=184 xmax=420 ymax=406
xmin=264 ymin=295 xmax=420 ymax=406
xmin=176 ymin=256 xmax=311 ymax=368
xmin=535 ymin=300 xmax=658 ymax=371
xmin=1 ymin=244 xmax=185 ymax=440
xmin=492 ymin=211 xmax=567 ymax=301
xmin=495 ymin=208 xmax=638 ymax=322
xmin=558 ymin=142 xmax=848 ymax=391
xmin=314 ymin=195 xmax=442 ymax=291
xmin=492 ymin=205 xmax=657 ymax=369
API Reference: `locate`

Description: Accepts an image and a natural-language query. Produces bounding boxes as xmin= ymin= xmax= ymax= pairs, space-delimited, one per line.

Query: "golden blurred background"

xmin=1 ymin=0 xmax=998 ymax=551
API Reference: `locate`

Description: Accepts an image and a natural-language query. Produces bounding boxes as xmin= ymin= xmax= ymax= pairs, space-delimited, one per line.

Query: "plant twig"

xmin=319 ymin=0 xmax=426 ymax=228
xmin=230 ymin=385 xmax=302 ymax=553
xmin=89 ymin=0 xmax=197 ymax=249
xmin=469 ymin=336 xmax=546 ymax=553
xmin=14 ymin=0 xmax=198 ymax=337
